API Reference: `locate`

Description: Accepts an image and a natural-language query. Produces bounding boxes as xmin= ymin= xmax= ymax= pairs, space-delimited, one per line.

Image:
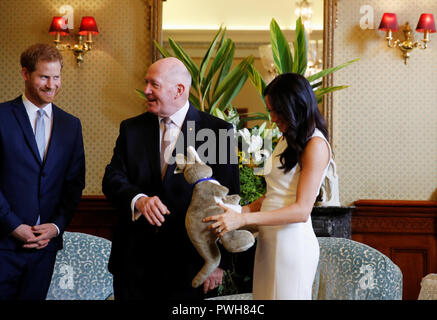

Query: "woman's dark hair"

xmin=263 ymin=72 xmax=329 ymax=173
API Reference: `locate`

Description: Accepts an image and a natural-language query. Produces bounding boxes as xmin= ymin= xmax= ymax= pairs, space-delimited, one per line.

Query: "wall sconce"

xmin=378 ymin=13 xmax=436 ymax=64
xmin=49 ymin=16 xmax=99 ymax=66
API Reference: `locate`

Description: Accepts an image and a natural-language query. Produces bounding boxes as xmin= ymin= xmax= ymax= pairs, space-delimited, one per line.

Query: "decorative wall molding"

xmin=352 ymin=199 xmax=437 ymax=234
xmin=323 ymin=0 xmax=336 ymax=144
xmin=353 ymin=216 xmax=436 ymax=234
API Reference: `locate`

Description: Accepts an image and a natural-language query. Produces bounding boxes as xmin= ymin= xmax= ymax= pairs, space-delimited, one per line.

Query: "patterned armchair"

xmin=208 ymin=237 xmax=403 ymax=300
xmin=418 ymin=274 xmax=437 ymax=300
xmin=46 ymin=232 xmax=113 ymax=300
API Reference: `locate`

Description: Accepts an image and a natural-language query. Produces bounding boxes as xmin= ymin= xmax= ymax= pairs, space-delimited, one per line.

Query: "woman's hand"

xmin=203 ymin=203 xmax=246 ymax=237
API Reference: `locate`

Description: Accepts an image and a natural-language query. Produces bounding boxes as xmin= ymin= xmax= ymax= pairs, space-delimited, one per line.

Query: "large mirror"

xmin=149 ymin=0 xmax=337 ymax=139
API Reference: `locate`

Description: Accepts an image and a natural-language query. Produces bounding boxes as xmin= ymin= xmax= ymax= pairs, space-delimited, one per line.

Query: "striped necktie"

xmin=35 ymin=109 xmax=46 ymax=162
xmin=35 ymin=109 xmax=45 ymax=225
xmin=160 ymin=117 xmax=172 ymax=179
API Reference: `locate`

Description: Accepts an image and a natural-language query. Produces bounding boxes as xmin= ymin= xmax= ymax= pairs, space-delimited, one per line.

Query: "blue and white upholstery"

xmin=208 ymin=237 xmax=403 ymax=300
xmin=46 ymin=232 xmax=113 ymax=300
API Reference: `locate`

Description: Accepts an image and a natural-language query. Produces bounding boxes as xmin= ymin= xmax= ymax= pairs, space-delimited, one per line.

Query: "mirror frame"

xmin=322 ymin=0 xmax=337 ymax=142
xmin=149 ymin=0 xmax=337 ymax=140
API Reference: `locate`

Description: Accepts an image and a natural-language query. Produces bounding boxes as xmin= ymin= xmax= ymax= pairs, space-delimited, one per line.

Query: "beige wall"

xmin=0 ymin=0 xmax=151 ymax=195
xmin=333 ymin=0 xmax=437 ymax=205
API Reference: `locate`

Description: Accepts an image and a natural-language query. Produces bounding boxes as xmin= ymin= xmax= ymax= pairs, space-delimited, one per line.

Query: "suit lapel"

xmin=11 ymin=97 xmax=42 ymax=164
xmin=43 ymin=104 xmax=61 ymax=169
xmin=142 ymin=113 xmax=161 ymax=181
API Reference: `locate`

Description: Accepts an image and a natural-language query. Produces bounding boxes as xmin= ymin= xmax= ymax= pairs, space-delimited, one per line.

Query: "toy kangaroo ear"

xmin=187 ymin=146 xmax=204 ymax=164
xmin=174 ymin=153 xmax=186 ymax=174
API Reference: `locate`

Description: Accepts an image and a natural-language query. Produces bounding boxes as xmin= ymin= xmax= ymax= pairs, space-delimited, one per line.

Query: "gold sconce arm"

xmin=57 ymin=34 xmax=94 ymax=66
xmin=383 ymin=22 xmax=432 ymax=64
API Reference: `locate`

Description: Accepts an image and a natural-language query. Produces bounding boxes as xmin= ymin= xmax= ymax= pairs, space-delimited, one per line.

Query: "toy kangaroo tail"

xmin=192 ymin=260 xmax=220 ymax=288
xmin=191 ymin=243 xmax=221 ymax=288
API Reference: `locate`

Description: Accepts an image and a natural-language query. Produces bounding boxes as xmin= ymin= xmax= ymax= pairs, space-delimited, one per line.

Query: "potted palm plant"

xmin=248 ymin=17 xmax=359 ymax=110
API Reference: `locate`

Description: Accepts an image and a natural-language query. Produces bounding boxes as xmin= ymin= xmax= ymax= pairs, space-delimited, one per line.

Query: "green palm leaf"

xmin=247 ymin=64 xmax=268 ymax=112
xmin=199 ymin=27 xmax=224 ymax=81
xmin=210 ymin=56 xmax=253 ymax=114
xmin=168 ymin=37 xmax=199 ymax=82
xmin=314 ymin=85 xmax=349 ymax=103
xmin=306 ymin=58 xmax=360 ymax=83
xmin=135 ymin=89 xmax=146 ymax=99
xmin=202 ymin=38 xmax=233 ymax=104
xmin=213 ymin=41 xmax=235 ymax=95
xmin=153 ymin=40 xmax=172 ymax=58
xmin=270 ymin=18 xmax=293 ymax=74
xmin=212 ymin=56 xmax=253 ymax=104
xmin=189 ymin=92 xmax=201 ymax=110
xmin=292 ymin=17 xmax=308 ymax=75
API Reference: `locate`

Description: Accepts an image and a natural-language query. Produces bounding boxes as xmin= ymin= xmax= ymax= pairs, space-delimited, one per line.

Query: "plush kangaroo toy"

xmin=175 ymin=146 xmax=255 ymax=288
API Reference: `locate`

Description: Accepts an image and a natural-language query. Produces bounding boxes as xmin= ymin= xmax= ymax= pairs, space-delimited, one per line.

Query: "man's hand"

xmin=11 ymin=224 xmax=56 ymax=250
xmin=11 ymin=224 xmax=38 ymax=243
xmin=135 ymin=196 xmax=170 ymax=226
xmin=23 ymin=223 xmax=58 ymax=249
xmin=203 ymin=267 xmax=224 ymax=294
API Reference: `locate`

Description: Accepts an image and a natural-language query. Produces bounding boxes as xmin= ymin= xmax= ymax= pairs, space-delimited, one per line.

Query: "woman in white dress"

xmin=204 ymin=73 xmax=332 ymax=300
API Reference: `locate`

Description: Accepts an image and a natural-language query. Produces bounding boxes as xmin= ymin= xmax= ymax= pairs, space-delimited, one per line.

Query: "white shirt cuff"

xmin=131 ymin=193 xmax=147 ymax=221
xmin=51 ymin=223 xmax=60 ymax=236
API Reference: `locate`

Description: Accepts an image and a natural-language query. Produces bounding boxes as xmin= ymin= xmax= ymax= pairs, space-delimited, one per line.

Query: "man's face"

xmin=22 ymin=60 xmax=62 ymax=108
xmin=143 ymin=63 xmax=179 ymax=117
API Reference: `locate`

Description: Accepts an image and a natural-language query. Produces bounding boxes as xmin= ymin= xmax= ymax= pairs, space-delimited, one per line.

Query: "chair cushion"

xmin=46 ymin=232 xmax=113 ymax=300
xmin=312 ymin=237 xmax=402 ymax=300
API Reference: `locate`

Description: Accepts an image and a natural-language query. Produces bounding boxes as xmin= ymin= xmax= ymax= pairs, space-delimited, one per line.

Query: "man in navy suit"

xmin=0 ymin=43 xmax=85 ymax=300
xmin=102 ymin=57 xmax=240 ymax=300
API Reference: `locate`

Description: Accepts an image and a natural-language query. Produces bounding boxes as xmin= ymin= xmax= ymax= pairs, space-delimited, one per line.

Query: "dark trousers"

xmin=0 ymin=249 xmax=57 ymax=300
xmin=112 ymin=271 xmax=207 ymax=300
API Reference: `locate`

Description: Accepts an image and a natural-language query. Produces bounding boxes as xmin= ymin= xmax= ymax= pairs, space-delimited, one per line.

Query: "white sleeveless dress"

xmin=252 ymin=128 xmax=331 ymax=300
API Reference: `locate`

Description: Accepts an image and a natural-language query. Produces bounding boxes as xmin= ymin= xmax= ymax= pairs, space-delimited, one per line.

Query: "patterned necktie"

xmin=35 ymin=109 xmax=45 ymax=225
xmin=160 ymin=117 xmax=172 ymax=179
xmin=35 ymin=109 xmax=46 ymax=162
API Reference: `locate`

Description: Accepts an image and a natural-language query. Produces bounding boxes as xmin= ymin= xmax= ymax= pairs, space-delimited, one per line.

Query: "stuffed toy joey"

xmin=175 ymin=146 xmax=255 ymax=288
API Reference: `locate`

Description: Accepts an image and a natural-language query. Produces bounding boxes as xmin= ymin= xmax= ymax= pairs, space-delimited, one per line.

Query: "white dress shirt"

xmin=22 ymin=94 xmax=60 ymax=235
xmin=131 ymin=100 xmax=190 ymax=221
xmin=22 ymin=94 xmax=53 ymax=160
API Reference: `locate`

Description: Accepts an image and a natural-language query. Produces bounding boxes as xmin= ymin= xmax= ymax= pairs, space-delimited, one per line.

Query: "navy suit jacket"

xmin=0 ymin=96 xmax=85 ymax=251
xmin=102 ymin=104 xmax=240 ymax=294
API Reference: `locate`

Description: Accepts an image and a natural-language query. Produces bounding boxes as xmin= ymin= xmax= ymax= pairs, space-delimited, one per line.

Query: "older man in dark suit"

xmin=0 ymin=43 xmax=85 ymax=300
xmin=102 ymin=57 xmax=240 ymax=300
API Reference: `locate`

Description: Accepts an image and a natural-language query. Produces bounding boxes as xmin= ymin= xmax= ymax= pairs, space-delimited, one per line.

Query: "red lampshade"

xmin=79 ymin=16 xmax=99 ymax=35
xmin=49 ymin=16 xmax=69 ymax=36
xmin=416 ymin=13 xmax=436 ymax=33
xmin=378 ymin=13 xmax=399 ymax=31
